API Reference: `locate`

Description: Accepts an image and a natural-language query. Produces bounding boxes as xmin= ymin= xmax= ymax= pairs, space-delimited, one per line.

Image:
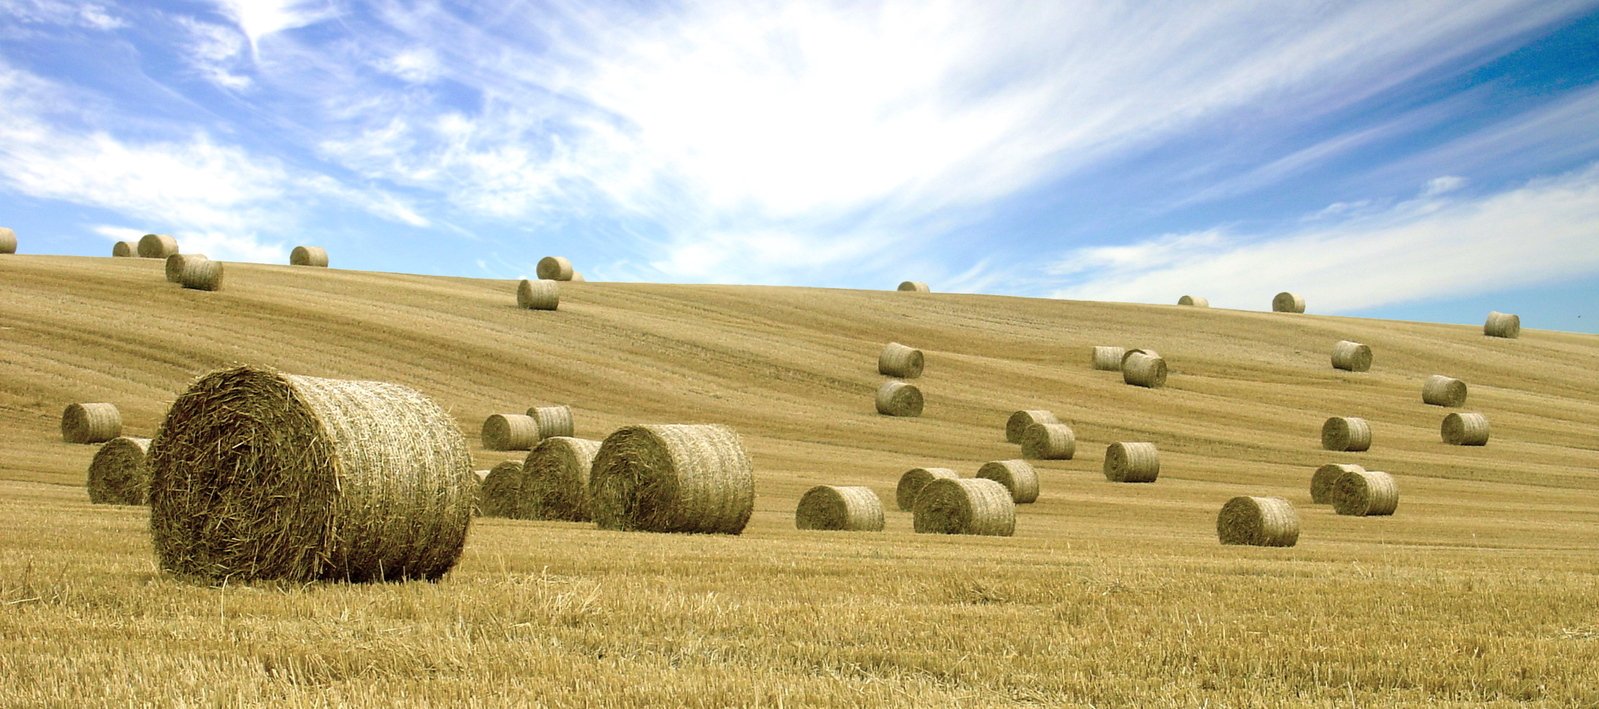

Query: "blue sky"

xmin=2 ymin=1 xmax=1597 ymax=332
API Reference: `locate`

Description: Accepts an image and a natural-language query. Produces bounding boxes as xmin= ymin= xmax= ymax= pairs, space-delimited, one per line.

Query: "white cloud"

xmin=178 ymin=17 xmax=252 ymax=90
xmin=1423 ymin=176 xmax=1468 ymax=197
xmin=212 ymin=0 xmax=333 ymax=57
xmin=1 ymin=0 xmax=122 ymax=30
xmin=378 ymin=48 xmax=442 ymax=84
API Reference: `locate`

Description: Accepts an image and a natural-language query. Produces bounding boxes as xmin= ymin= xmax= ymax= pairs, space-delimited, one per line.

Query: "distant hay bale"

xmin=1091 ymin=346 xmax=1126 ymax=371
xmin=147 ymin=365 xmax=474 ymax=583
xmin=87 ymin=436 xmax=152 ymax=505
xmin=180 ymin=258 xmax=224 ymax=291
xmin=290 ymin=245 xmax=329 ymax=267
xmin=569 ymin=272 xmax=586 ymax=283
xmin=912 ymin=478 xmax=1015 ymax=536
xmin=588 ymin=424 xmax=754 ymax=534
xmin=1122 ymin=352 xmax=1168 ymax=388
xmin=1484 ymin=311 xmax=1520 ymax=339
xmin=896 ymin=466 xmax=959 ymax=511
xmin=0 ymin=227 xmax=15 ymax=254
xmin=1103 ymin=442 xmax=1160 ymax=483
xmin=1005 ymin=410 xmax=1059 ymax=444
xmin=1331 ymin=470 xmax=1399 ymax=516
xmin=1272 ymin=292 xmax=1306 ymax=313
xmin=138 ymin=233 xmax=179 ymax=258
xmin=1331 ymin=340 xmax=1372 ymax=372
xmin=61 ymin=402 xmax=122 ymax=444
xmin=1422 ymin=375 xmax=1467 ymax=407
xmin=165 ymin=254 xmax=207 ymax=284
xmin=1441 ymin=412 xmax=1490 ymax=446
xmin=897 ymin=281 xmax=930 ymax=292
xmin=976 ymin=460 xmax=1039 ymax=503
xmin=537 ymin=256 xmax=575 ymax=281
xmin=516 ymin=278 xmax=560 ymax=310
xmin=476 ymin=460 xmax=526 ymax=518
xmin=795 ymin=485 xmax=885 ymax=531
xmin=1020 ymin=422 xmax=1075 ymax=460
xmin=1321 ymin=416 xmax=1372 ymax=452
xmin=875 ymin=381 xmax=923 ymax=417
xmin=112 ymin=241 xmax=136 ymax=257
xmin=1178 ymin=295 xmax=1209 ymax=307
xmin=481 ymin=413 xmax=539 ymax=451
xmin=1310 ymin=463 xmax=1365 ymax=504
xmin=527 ymin=405 xmax=575 ymax=439
xmin=1217 ymin=496 xmax=1300 ymax=547
xmin=878 ymin=342 xmax=924 ymax=378
xmin=522 ymin=436 xmax=602 ymax=522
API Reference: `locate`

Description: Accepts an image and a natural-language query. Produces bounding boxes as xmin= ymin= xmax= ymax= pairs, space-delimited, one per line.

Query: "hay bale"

xmin=897 ymin=281 xmax=930 ymax=292
xmin=1331 ymin=470 xmax=1398 ymax=516
xmin=112 ymin=241 xmax=136 ymax=257
xmin=912 ymin=478 xmax=1015 ymax=536
xmin=1122 ymin=352 xmax=1168 ymax=388
xmin=1217 ymin=496 xmax=1299 ymax=546
xmin=0 ymin=227 xmax=15 ymax=254
xmin=1331 ymin=340 xmax=1372 ymax=372
xmin=1005 ymin=410 xmax=1059 ymax=444
xmin=1422 ymin=375 xmax=1467 ymax=407
xmin=588 ymin=424 xmax=754 ymax=534
xmin=290 ymin=245 xmax=329 ymax=267
xmin=976 ymin=460 xmax=1039 ymax=503
xmin=1442 ymin=412 xmax=1490 ymax=446
xmin=1484 ymin=311 xmax=1520 ymax=339
xmin=1310 ymin=463 xmax=1364 ymax=504
xmin=522 ymin=436 xmax=602 ymax=522
xmin=527 ymin=404 xmax=575 ymax=439
xmin=138 ymin=233 xmax=179 ymax=258
xmin=470 ymin=469 xmax=489 ymax=516
xmin=61 ymin=402 xmax=122 ymax=444
xmin=87 ymin=436 xmax=152 ymax=505
xmin=147 ymin=365 xmax=474 ymax=582
xmin=878 ymin=342 xmax=924 ymax=379
xmin=1103 ymin=442 xmax=1159 ymax=483
xmin=516 ymin=278 xmax=560 ymax=310
xmin=795 ymin=485 xmax=885 ymax=531
xmin=1020 ymin=422 xmax=1075 ymax=460
xmin=537 ymin=256 xmax=574 ymax=281
xmin=570 ymin=272 xmax=586 ymax=283
xmin=477 ymin=459 xmax=526 ymax=518
xmin=481 ymin=413 xmax=539 ymax=451
xmin=875 ymin=381 xmax=923 ymax=417
xmin=179 ymin=258 xmax=224 ymax=291
xmin=1091 ymin=346 xmax=1126 ymax=371
xmin=1321 ymin=416 xmax=1371 ymax=452
xmin=1178 ymin=295 xmax=1209 ymax=307
xmin=165 ymin=254 xmax=208 ymax=284
xmin=896 ymin=466 xmax=959 ymax=511
xmin=1272 ymin=291 xmax=1306 ymax=313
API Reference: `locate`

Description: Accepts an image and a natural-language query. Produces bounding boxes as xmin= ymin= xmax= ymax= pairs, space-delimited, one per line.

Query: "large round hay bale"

xmin=1331 ymin=340 xmax=1372 ymax=372
xmin=1321 ymin=416 xmax=1371 ymax=452
xmin=147 ymin=366 xmax=474 ymax=583
xmin=912 ymin=478 xmax=1015 ymax=536
xmin=1272 ymin=291 xmax=1306 ymax=313
xmin=976 ymin=460 xmax=1039 ymax=503
xmin=112 ymin=241 xmax=136 ymax=257
xmin=164 ymin=254 xmax=208 ymax=284
xmin=1484 ymin=311 xmax=1520 ymax=339
xmin=1103 ymin=442 xmax=1159 ymax=483
xmin=588 ymin=424 xmax=754 ymax=534
xmin=527 ymin=404 xmax=575 ymax=439
xmin=1331 ymin=469 xmax=1398 ymax=516
xmin=1422 ymin=375 xmax=1467 ymax=407
xmin=522 ymin=436 xmax=602 ymax=522
xmin=481 ymin=413 xmax=539 ymax=451
xmin=537 ymin=256 xmax=574 ymax=281
xmin=569 ymin=272 xmax=586 ymax=283
xmin=1091 ymin=346 xmax=1126 ymax=371
xmin=795 ymin=485 xmax=885 ymax=531
xmin=61 ymin=402 xmax=122 ymax=444
xmin=138 ymin=233 xmax=179 ymax=258
xmin=516 ymin=278 xmax=560 ymax=310
xmin=1217 ymin=496 xmax=1299 ymax=547
xmin=477 ymin=459 xmax=526 ymax=518
xmin=1005 ymin=410 xmax=1059 ymax=444
xmin=180 ymin=259 xmax=224 ymax=291
xmin=895 ymin=466 xmax=959 ymax=511
xmin=1020 ymin=422 xmax=1075 ymax=460
xmin=875 ymin=381 xmax=923 ymax=417
xmin=878 ymin=342 xmax=924 ymax=378
xmin=0 ymin=227 xmax=15 ymax=254
xmin=1310 ymin=463 xmax=1364 ymax=504
xmin=897 ymin=281 xmax=930 ymax=292
xmin=290 ymin=245 xmax=329 ymax=267
xmin=87 ymin=436 xmax=152 ymax=505
xmin=1122 ymin=352 xmax=1168 ymax=388
xmin=1441 ymin=412 xmax=1490 ymax=446
xmin=1178 ymin=295 xmax=1209 ymax=307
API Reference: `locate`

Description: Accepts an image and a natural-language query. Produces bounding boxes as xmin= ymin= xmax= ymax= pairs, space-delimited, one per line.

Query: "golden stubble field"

xmin=2 ymin=254 xmax=1597 ymax=706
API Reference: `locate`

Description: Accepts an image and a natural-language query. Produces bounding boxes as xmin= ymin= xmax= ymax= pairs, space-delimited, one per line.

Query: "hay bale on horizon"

xmin=112 ymin=241 xmax=135 ymax=257
xmin=62 ymin=402 xmax=122 ymax=444
xmin=138 ymin=233 xmax=179 ymax=259
xmin=570 ymin=272 xmax=586 ymax=283
xmin=1091 ymin=346 xmax=1126 ymax=371
xmin=795 ymin=485 xmax=885 ymax=531
xmin=522 ymin=436 xmax=602 ymax=522
xmin=1321 ymin=416 xmax=1371 ymax=452
xmin=87 ymin=436 xmax=151 ymax=505
xmin=1217 ymin=496 xmax=1299 ymax=546
xmin=179 ymin=259 xmax=224 ymax=291
xmin=290 ymin=245 xmax=329 ymax=267
xmin=1422 ymin=375 xmax=1467 ymax=407
xmin=477 ymin=459 xmax=526 ymax=518
xmin=516 ymin=278 xmax=560 ymax=310
xmin=976 ymin=460 xmax=1039 ymax=503
xmin=481 ymin=413 xmax=539 ymax=451
xmin=1103 ymin=442 xmax=1159 ymax=483
xmin=1122 ymin=352 xmax=1168 ymax=388
xmin=1005 ymin=410 xmax=1059 ymax=444
xmin=913 ymin=478 xmax=1015 ymax=536
xmin=537 ymin=256 xmax=575 ymax=281
xmin=1331 ymin=340 xmax=1372 ymax=372
xmin=875 ymin=381 xmax=923 ymax=417
xmin=1020 ymin=422 xmax=1075 ymax=460
xmin=878 ymin=342 xmax=924 ymax=379
xmin=1331 ymin=469 xmax=1398 ymax=516
xmin=1484 ymin=311 xmax=1520 ymax=339
xmin=0 ymin=227 xmax=15 ymax=254
xmin=527 ymin=404 xmax=575 ymax=439
xmin=165 ymin=254 xmax=208 ymax=284
xmin=896 ymin=466 xmax=959 ymax=511
xmin=147 ymin=365 xmax=474 ymax=583
xmin=1178 ymin=295 xmax=1209 ymax=307
xmin=1272 ymin=292 xmax=1306 ymax=313
xmin=588 ymin=424 xmax=754 ymax=534
xmin=1442 ymin=412 xmax=1490 ymax=446
xmin=1310 ymin=463 xmax=1365 ymax=504
xmin=897 ymin=281 xmax=930 ymax=292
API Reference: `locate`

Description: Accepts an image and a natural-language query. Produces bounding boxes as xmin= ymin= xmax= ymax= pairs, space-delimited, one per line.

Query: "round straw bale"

xmin=1217 ymin=496 xmax=1299 ymax=547
xmin=164 ymin=254 xmax=208 ymax=284
xmin=112 ymin=241 xmax=136 ymax=257
xmin=1272 ymin=291 xmax=1306 ymax=313
xmin=1122 ymin=352 xmax=1168 ymax=388
xmin=290 ymin=245 xmax=329 ymax=267
xmin=179 ymin=258 xmax=224 ymax=291
xmin=1422 ymin=375 xmax=1467 ymax=407
xmin=912 ymin=478 xmax=1015 ymax=536
xmin=878 ymin=342 xmax=924 ymax=379
xmin=61 ymin=402 xmax=122 ymax=444
xmin=1321 ymin=416 xmax=1371 ymax=452
xmin=570 ymin=272 xmax=586 ymax=283
xmin=588 ymin=424 xmax=754 ymax=534
xmin=138 ymin=233 xmax=179 ymax=258
xmin=87 ymin=436 xmax=152 ymax=505
xmin=522 ymin=436 xmax=602 ymax=522
xmin=1484 ymin=311 xmax=1520 ymax=339
xmin=1020 ymin=422 xmax=1075 ymax=460
xmin=875 ymin=381 xmax=923 ymax=417
xmin=1178 ymin=295 xmax=1209 ymax=307
xmin=1103 ymin=442 xmax=1160 ymax=483
xmin=537 ymin=256 xmax=574 ymax=281
xmin=527 ymin=405 xmax=575 ymax=439
xmin=897 ymin=281 xmax=930 ymax=292
xmin=976 ymin=460 xmax=1039 ymax=503
xmin=0 ymin=227 xmax=15 ymax=254
xmin=1091 ymin=346 xmax=1126 ymax=371
xmin=1005 ymin=410 xmax=1059 ymax=444
xmin=1310 ymin=463 xmax=1365 ymax=504
xmin=1331 ymin=470 xmax=1398 ymax=516
xmin=481 ymin=413 xmax=539 ymax=451
xmin=147 ymin=365 xmax=474 ymax=583
xmin=1121 ymin=348 xmax=1161 ymax=365
xmin=516 ymin=278 xmax=560 ymax=310
xmin=1331 ymin=340 xmax=1372 ymax=372
xmin=896 ymin=467 xmax=959 ymax=511
xmin=477 ymin=459 xmax=526 ymax=518
xmin=795 ymin=485 xmax=885 ymax=531
xmin=1441 ymin=412 xmax=1490 ymax=446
